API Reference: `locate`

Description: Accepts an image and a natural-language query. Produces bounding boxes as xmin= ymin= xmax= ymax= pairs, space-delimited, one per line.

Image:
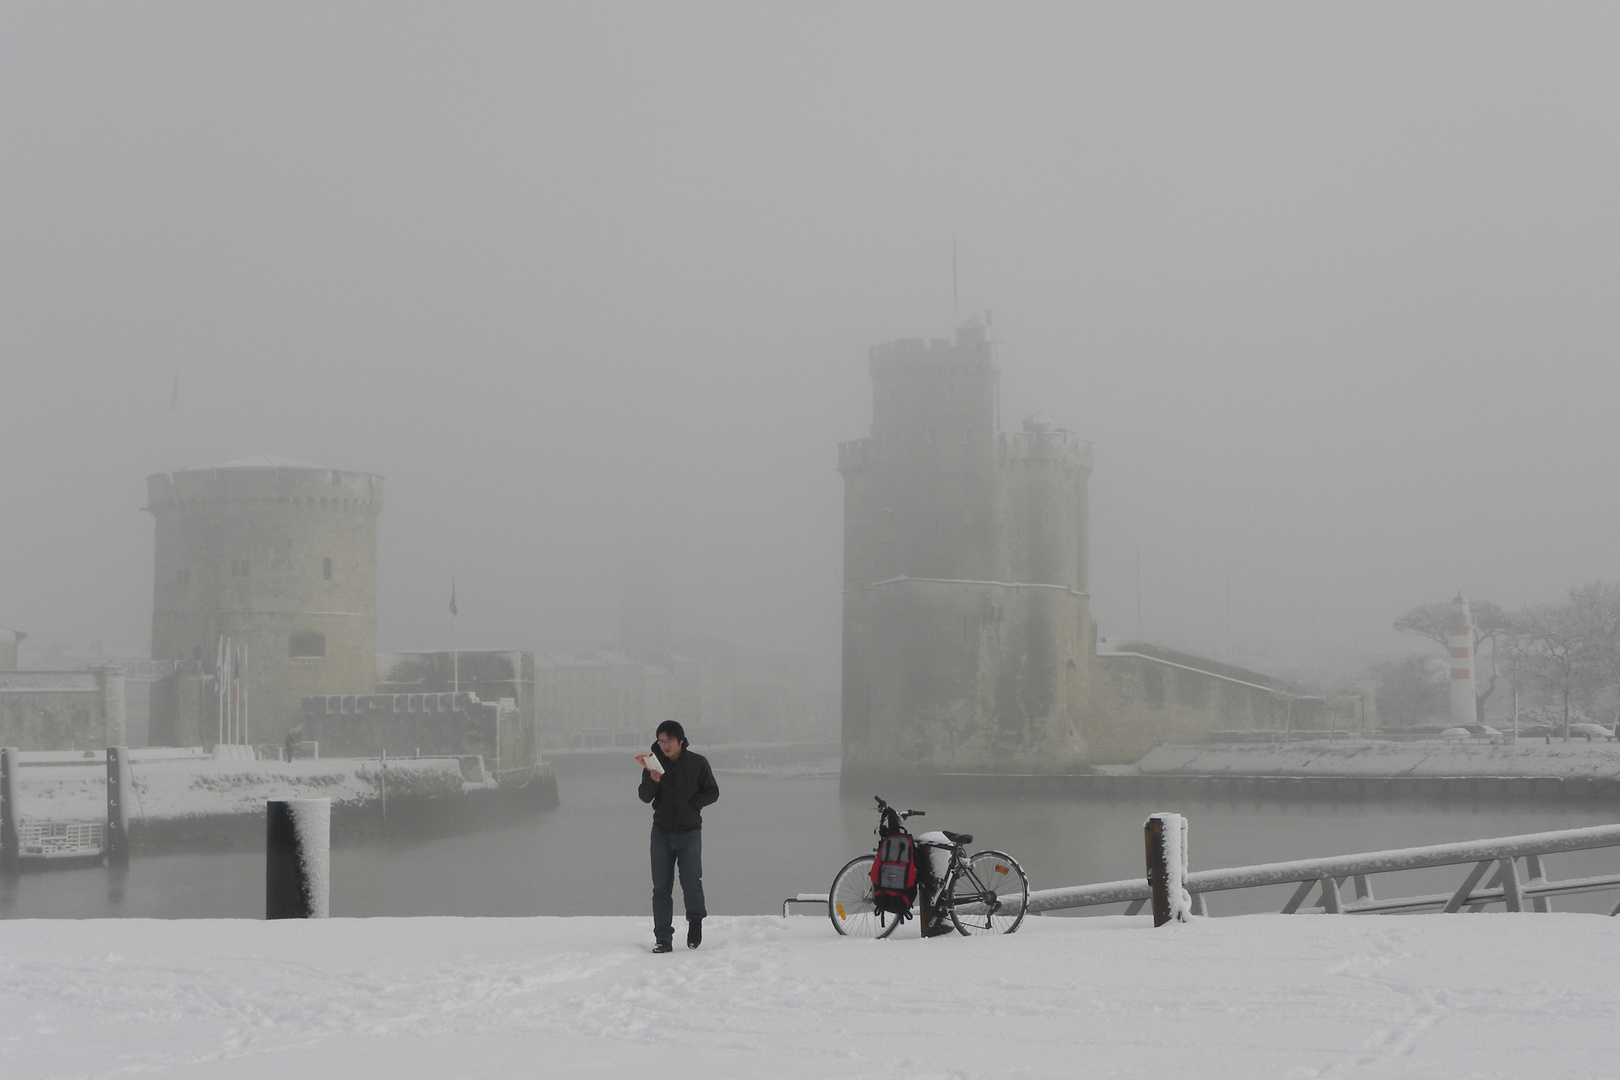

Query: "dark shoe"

xmin=652 ymin=939 xmax=673 ymax=953
xmin=686 ymin=919 xmax=703 ymax=950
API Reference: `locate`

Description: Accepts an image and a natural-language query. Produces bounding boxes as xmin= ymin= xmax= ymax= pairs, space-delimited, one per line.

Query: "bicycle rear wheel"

xmin=828 ymin=854 xmax=901 ymax=938
xmin=947 ymin=850 xmax=1029 ymax=935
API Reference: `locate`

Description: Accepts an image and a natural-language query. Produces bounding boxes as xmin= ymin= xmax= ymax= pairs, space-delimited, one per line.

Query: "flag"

xmin=449 ymin=578 xmax=457 ymax=617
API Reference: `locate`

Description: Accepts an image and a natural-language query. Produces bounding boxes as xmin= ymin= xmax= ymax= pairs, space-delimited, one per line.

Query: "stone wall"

xmin=0 ymin=669 xmax=123 ymax=751
xmin=378 ymin=650 xmax=534 ymax=746
xmin=302 ymin=692 xmax=529 ymax=771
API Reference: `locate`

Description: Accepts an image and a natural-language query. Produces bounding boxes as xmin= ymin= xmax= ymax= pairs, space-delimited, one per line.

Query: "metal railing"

xmin=1024 ymin=822 xmax=1620 ymax=918
xmin=18 ymin=821 xmax=106 ymax=858
xmin=782 ymin=892 xmax=829 ymax=917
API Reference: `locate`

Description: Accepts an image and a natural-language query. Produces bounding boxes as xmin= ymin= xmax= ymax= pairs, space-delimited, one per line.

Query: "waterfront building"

xmin=146 ymin=457 xmax=383 ymax=746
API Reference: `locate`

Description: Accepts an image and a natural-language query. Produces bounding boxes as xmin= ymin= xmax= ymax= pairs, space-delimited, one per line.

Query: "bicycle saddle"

xmin=943 ymin=830 xmax=973 ymax=846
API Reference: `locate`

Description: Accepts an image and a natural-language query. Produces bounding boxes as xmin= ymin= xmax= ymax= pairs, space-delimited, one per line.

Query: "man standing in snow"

xmin=638 ymin=720 xmax=720 ymax=953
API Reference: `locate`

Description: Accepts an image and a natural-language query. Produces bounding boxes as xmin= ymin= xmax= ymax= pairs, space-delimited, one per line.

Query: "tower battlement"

xmin=147 ymin=461 xmax=383 ymax=516
xmin=997 ymin=430 xmax=1093 ymax=473
xmin=868 ymin=324 xmax=994 ymax=379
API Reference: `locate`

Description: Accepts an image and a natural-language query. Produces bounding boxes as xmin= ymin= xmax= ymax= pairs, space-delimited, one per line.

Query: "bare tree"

xmin=1508 ymin=599 xmax=1589 ymax=740
xmin=1566 ymin=580 xmax=1620 ymax=726
xmin=1393 ymin=599 xmax=1511 ymax=722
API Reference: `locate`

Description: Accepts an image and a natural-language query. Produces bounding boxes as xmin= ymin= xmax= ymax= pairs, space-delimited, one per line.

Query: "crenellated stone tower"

xmin=839 ymin=321 xmax=1094 ymax=778
xmin=146 ymin=457 xmax=383 ymax=745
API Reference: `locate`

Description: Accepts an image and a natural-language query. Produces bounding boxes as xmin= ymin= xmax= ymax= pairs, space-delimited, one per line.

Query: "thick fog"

xmin=4 ymin=4 xmax=1619 ymax=682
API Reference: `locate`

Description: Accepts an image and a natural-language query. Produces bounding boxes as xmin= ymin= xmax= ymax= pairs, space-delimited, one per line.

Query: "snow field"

xmin=5 ymin=913 xmax=1620 ymax=1079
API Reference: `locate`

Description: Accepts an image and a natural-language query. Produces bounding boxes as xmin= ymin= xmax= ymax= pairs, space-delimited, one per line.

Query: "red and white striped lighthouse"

xmin=1448 ymin=593 xmax=1476 ymax=728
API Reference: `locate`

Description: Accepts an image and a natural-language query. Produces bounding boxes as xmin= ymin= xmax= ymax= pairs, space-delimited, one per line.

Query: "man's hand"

xmin=649 ymin=770 xmax=662 ymax=782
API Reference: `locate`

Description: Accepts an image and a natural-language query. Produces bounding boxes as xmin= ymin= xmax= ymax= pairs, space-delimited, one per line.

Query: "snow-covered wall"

xmin=1136 ymin=739 xmax=1620 ymax=779
xmin=12 ymin=756 xmax=463 ymax=823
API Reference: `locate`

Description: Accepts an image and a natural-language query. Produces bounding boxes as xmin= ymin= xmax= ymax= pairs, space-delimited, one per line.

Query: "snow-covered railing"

xmin=782 ymin=892 xmax=829 ymax=917
xmin=1025 ymin=822 xmax=1620 ymax=917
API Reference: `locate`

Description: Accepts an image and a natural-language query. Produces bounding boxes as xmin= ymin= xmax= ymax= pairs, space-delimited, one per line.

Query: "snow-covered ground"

xmin=5 ymin=912 xmax=1619 ymax=1079
xmin=1137 ymin=739 xmax=1620 ymax=778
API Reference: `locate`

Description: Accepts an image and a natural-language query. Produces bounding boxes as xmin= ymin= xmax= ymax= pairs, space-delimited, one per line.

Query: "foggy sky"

xmin=4 ymin=4 xmax=1618 ymax=683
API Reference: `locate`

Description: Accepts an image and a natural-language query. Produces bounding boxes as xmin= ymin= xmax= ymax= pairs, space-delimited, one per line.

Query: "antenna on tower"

xmin=951 ymin=233 xmax=959 ymax=327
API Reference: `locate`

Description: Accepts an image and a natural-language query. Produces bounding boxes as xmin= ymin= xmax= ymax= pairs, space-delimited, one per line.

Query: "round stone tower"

xmin=146 ymin=457 xmax=383 ymax=744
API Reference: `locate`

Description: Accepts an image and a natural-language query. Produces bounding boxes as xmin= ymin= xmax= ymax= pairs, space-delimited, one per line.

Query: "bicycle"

xmin=827 ymin=796 xmax=1029 ymax=938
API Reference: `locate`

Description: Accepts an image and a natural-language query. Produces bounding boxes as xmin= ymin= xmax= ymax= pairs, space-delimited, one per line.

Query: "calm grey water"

xmin=5 ymin=762 xmax=1619 ymax=919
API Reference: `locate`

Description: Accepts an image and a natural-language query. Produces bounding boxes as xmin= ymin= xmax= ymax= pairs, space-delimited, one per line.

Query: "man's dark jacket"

xmin=638 ymin=743 xmax=720 ymax=833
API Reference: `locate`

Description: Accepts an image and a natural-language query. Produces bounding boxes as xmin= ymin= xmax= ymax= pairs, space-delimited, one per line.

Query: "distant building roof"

xmin=208 ymin=455 xmax=331 ymax=470
xmin=538 ymin=651 xmax=640 ymax=669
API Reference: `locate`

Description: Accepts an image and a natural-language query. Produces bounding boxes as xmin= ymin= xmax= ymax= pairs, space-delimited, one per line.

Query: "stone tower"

xmin=146 ymin=457 xmax=383 ymax=744
xmin=839 ymin=322 xmax=1094 ymax=777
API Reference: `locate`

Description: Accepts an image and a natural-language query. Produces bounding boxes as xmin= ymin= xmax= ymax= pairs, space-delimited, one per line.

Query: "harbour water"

xmin=5 ymin=757 xmax=1620 ymax=920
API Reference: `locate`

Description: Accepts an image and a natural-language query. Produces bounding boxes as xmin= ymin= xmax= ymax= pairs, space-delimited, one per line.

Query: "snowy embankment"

xmin=14 ymin=757 xmax=463 ymax=823
xmin=1137 ymin=739 xmax=1620 ymax=778
xmin=4 ymin=913 xmax=1620 ymax=1079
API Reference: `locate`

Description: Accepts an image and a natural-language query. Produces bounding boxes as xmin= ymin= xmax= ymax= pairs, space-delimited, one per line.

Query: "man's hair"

xmin=655 ymin=720 xmax=687 ymax=748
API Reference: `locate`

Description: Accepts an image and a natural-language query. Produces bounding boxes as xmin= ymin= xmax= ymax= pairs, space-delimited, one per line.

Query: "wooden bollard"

xmin=105 ymin=746 xmax=130 ymax=870
xmin=0 ymin=747 xmax=18 ymax=876
xmin=1145 ymin=811 xmax=1192 ymax=927
xmin=266 ymin=798 xmax=331 ymax=919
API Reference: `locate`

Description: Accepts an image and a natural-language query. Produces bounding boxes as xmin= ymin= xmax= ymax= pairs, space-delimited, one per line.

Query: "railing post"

xmin=1524 ymin=854 xmax=1551 ymax=912
xmin=105 ymin=746 xmax=130 ymax=870
xmin=1500 ymin=857 xmax=1524 ymax=912
xmin=1145 ymin=812 xmax=1192 ymax=926
xmin=0 ymin=747 xmax=18 ymax=877
xmin=266 ymin=798 xmax=331 ymax=919
xmin=1320 ymin=876 xmax=1343 ymax=913
xmin=1444 ymin=860 xmax=1493 ymax=913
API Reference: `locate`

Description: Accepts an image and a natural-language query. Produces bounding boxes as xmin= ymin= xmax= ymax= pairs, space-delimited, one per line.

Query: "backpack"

xmin=869 ymin=832 xmax=918 ymax=924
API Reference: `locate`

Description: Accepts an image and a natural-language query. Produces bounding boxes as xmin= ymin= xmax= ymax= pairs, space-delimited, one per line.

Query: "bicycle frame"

xmin=834 ymin=796 xmax=1027 ymax=937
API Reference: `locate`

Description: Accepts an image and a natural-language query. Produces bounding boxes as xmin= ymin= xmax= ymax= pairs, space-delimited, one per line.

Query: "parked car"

xmin=1440 ymin=725 xmax=1503 ymax=739
xmin=1567 ymin=722 xmax=1615 ymax=741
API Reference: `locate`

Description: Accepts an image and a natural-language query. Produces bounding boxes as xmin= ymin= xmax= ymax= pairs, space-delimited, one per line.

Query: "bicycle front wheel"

xmin=828 ymin=854 xmax=900 ymax=938
xmin=947 ymin=850 xmax=1029 ymax=935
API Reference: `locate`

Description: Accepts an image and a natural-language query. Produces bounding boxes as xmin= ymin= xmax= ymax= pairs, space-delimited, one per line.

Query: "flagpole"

xmin=216 ymin=636 xmax=225 ymax=749
xmin=451 ymin=578 xmax=459 ymax=698
xmin=952 ymin=232 xmax=959 ymax=328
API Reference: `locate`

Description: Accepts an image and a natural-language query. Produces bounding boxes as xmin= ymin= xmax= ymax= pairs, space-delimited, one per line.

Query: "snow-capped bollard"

xmin=105 ymin=746 xmax=131 ymax=870
xmin=266 ymin=798 xmax=331 ymax=919
xmin=1145 ymin=812 xmax=1193 ymax=927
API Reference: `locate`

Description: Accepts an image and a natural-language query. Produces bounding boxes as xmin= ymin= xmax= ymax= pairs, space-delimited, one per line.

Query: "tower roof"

xmin=207 ymin=455 xmax=330 ymax=471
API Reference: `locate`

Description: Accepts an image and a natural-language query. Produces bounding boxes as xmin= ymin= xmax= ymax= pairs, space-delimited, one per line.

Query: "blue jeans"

xmin=650 ymin=826 xmax=706 ymax=940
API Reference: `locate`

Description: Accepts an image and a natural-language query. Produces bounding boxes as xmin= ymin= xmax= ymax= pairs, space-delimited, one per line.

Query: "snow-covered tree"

xmin=1393 ymin=599 xmax=1511 ymax=723
xmin=1507 ymin=599 xmax=1590 ymax=740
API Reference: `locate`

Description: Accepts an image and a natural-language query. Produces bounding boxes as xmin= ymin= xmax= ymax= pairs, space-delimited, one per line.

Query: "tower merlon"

xmin=997 ymin=429 xmax=1093 ymax=474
